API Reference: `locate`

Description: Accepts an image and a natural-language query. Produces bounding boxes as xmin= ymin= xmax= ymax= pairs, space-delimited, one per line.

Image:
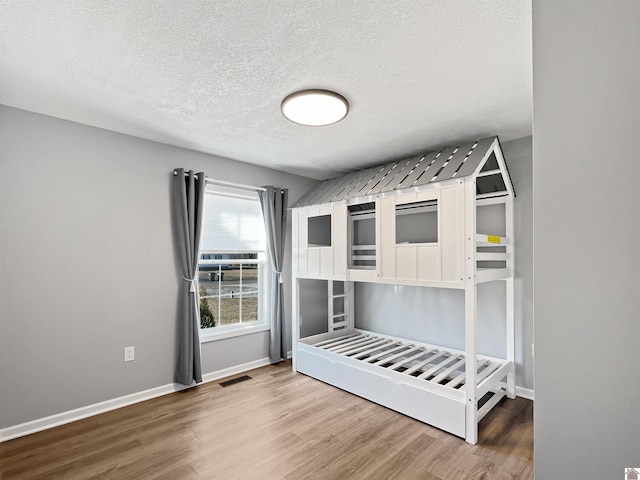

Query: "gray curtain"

xmin=259 ymin=186 xmax=289 ymax=362
xmin=172 ymin=168 xmax=205 ymax=385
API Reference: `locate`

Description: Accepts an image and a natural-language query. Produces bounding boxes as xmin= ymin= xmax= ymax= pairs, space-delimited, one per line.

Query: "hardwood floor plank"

xmin=0 ymin=361 xmax=533 ymax=480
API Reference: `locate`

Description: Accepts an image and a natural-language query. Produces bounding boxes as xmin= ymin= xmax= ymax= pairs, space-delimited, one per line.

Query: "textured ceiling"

xmin=0 ymin=1 xmax=531 ymax=180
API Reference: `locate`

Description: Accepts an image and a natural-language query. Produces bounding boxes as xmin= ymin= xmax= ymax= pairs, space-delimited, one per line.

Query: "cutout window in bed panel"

xmin=476 ymin=203 xmax=506 ymax=238
xmin=479 ymin=151 xmax=499 ymax=172
xmin=348 ymin=202 xmax=376 ymax=269
xmin=396 ymin=200 xmax=438 ymax=244
xmin=308 ymin=214 xmax=331 ymax=247
xmin=476 ymin=173 xmax=507 ymax=195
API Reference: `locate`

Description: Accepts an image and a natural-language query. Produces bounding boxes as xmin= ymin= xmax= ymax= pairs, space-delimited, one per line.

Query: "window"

xmin=198 ymin=185 xmax=269 ymax=336
xmin=307 ymin=214 xmax=332 ymax=246
xmin=395 ymin=200 xmax=438 ymax=244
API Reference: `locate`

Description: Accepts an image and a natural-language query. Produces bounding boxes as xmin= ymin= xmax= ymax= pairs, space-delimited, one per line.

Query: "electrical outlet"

xmin=124 ymin=346 xmax=135 ymax=362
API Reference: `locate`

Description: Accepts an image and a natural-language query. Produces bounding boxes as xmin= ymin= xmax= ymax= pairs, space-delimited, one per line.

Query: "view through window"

xmin=198 ymin=186 xmax=268 ymax=330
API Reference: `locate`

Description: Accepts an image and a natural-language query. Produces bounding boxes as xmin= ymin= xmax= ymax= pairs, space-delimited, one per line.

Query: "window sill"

xmin=200 ymin=323 xmax=270 ymax=343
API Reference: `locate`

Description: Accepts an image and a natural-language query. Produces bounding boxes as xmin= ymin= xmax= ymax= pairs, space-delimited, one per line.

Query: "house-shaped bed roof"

xmin=292 ymin=136 xmax=514 ymax=208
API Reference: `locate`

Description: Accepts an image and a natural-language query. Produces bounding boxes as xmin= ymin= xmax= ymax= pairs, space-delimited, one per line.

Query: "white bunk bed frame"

xmin=291 ymin=136 xmax=515 ymax=444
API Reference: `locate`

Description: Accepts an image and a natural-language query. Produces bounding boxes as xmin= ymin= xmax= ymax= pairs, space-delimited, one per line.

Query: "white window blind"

xmin=200 ymin=189 xmax=266 ymax=252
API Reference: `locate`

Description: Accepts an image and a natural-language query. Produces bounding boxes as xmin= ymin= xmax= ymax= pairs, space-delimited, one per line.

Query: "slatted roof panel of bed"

xmin=292 ymin=136 xmax=514 ymax=208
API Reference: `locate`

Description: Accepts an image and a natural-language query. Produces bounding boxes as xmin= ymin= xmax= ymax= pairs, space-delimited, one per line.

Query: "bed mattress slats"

xmin=311 ymin=333 xmax=503 ymax=390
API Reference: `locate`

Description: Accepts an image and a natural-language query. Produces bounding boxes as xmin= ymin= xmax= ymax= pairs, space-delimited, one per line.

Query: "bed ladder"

xmin=328 ymin=281 xmax=353 ymax=333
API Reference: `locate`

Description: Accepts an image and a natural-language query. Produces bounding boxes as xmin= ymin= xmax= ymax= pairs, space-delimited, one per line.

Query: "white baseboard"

xmin=0 ymin=357 xmax=272 ymax=443
xmin=201 ymin=357 xmax=272 ymax=383
xmin=516 ymin=386 xmax=534 ymax=401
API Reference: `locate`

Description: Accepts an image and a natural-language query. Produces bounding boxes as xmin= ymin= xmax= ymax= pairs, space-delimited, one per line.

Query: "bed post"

xmin=464 ymin=177 xmax=478 ymax=444
xmin=291 ymin=209 xmax=300 ymax=372
xmin=505 ymin=194 xmax=516 ymax=398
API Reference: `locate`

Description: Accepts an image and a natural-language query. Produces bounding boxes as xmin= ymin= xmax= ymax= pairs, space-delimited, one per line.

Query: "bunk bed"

xmin=291 ymin=136 xmax=515 ymax=444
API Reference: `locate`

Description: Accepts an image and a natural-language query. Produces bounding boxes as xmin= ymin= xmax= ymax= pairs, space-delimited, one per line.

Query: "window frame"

xmin=197 ymin=187 xmax=270 ymax=342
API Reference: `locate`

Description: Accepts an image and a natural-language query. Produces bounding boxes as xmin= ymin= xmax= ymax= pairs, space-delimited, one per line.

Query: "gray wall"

xmin=533 ymin=2 xmax=640 ymax=478
xmin=355 ymin=136 xmax=533 ymax=390
xmin=0 ymin=105 xmax=318 ymax=429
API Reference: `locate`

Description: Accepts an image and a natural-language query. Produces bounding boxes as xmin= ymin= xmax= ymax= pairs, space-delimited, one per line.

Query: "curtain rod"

xmin=173 ymin=170 xmax=267 ymax=192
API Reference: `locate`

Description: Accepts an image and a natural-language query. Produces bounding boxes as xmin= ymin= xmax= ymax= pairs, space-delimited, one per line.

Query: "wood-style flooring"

xmin=0 ymin=361 xmax=533 ymax=479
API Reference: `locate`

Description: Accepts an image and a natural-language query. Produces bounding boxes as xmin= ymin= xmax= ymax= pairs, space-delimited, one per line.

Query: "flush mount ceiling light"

xmin=281 ymin=89 xmax=349 ymax=126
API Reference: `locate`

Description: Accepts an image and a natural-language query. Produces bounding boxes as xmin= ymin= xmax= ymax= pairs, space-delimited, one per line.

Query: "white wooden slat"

xmin=431 ymin=357 xmax=466 ymax=384
xmin=432 ymin=143 xmax=476 ymax=182
xmin=329 ymin=336 xmax=380 ymax=353
xmin=339 ymin=167 xmax=382 ymax=200
xmin=344 ymin=162 xmax=395 ymax=198
xmin=476 ymin=268 xmax=510 ymax=283
xmin=372 ymin=345 xmax=417 ymax=366
xmin=454 ymin=136 xmax=497 ymax=178
xmin=477 ymin=169 xmax=502 ymax=178
xmin=380 ymin=155 xmax=425 ymax=192
xmin=363 ymin=161 xmax=403 ymax=195
xmin=476 ymin=196 xmax=508 ymax=207
xmin=477 ymin=389 xmax=507 ymax=422
xmin=376 ymin=157 xmax=418 ymax=193
xmin=476 ymin=252 xmax=509 ymax=261
xmin=417 ymin=355 xmax=459 ymax=380
xmin=309 ymin=178 xmax=348 ymax=205
xmin=475 ymin=233 xmax=508 ymax=245
xmin=335 ymin=167 xmax=379 ymax=200
xmin=298 ymin=178 xmax=339 ymax=207
xmin=351 ymin=340 xmax=397 ymax=359
xmin=314 ymin=334 xmax=364 ymax=349
xmin=351 ymin=244 xmax=375 ymax=250
xmin=331 ymin=321 xmax=348 ymax=329
xmin=331 ymin=170 xmax=370 ymax=201
xmin=309 ymin=171 xmax=357 ymax=206
xmin=412 ymin=148 xmax=453 ymax=186
xmin=326 ymin=172 xmax=365 ymax=204
xmin=363 ymin=343 xmax=411 ymax=363
xmin=397 ymin=151 xmax=438 ymax=189
xmin=349 ymin=174 xmax=386 ymax=201
xmin=384 ymin=346 xmax=425 ymax=370
xmin=341 ymin=337 xmax=392 ymax=358
xmin=477 ymin=361 xmax=512 ymax=399
xmin=402 ymin=350 xmax=449 ymax=375
xmin=454 ymin=359 xmax=489 ymax=386
xmin=311 ymin=333 xmax=358 ymax=347
xmin=292 ymin=179 xmax=331 ymax=207
xmin=352 ymin=255 xmax=376 ymax=260
xmin=401 ymin=350 xmax=444 ymax=376
xmin=476 ymin=361 xmax=500 ymax=384
xmin=387 ymin=348 xmax=431 ymax=371
xmin=476 ymin=191 xmax=508 ymax=200
xmin=291 ymin=190 xmax=316 ymax=208
xmin=341 ymin=166 xmax=383 ymax=200
xmin=445 ymin=371 xmax=467 ymax=389
xmin=349 ymin=266 xmax=376 ymax=273
xmin=341 ymin=163 xmax=390 ymax=200
xmin=332 ymin=313 xmax=346 ymax=318
xmin=340 ymin=338 xmax=394 ymax=357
